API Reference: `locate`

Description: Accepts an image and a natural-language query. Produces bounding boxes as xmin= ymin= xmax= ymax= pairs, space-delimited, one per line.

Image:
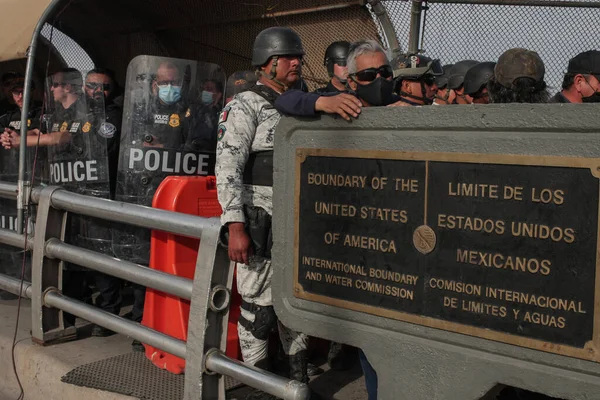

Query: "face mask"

xmin=201 ymin=90 xmax=214 ymax=105
xmin=582 ymin=93 xmax=600 ymax=103
xmin=158 ymin=84 xmax=182 ymax=105
xmin=355 ymin=77 xmax=393 ymax=106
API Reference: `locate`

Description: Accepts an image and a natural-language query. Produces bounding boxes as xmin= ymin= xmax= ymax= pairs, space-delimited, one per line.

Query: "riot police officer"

xmin=215 ymin=26 xmax=314 ymax=393
xmin=0 ymin=75 xmax=41 ymax=299
xmin=0 ymin=72 xmax=20 ymax=115
xmin=390 ymin=53 xmax=443 ymax=106
xmin=316 ymin=40 xmax=350 ymax=94
xmin=447 ymin=60 xmax=479 ymax=104
xmin=80 ymin=68 xmax=123 ymax=336
xmin=0 ymin=75 xmax=42 ymax=135
xmin=463 ymin=62 xmax=496 ymax=104
xmin=433 ymin=64 xmax=455 ymax=105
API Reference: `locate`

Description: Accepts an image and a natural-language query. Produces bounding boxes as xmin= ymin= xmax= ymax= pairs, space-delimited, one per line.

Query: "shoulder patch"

xmin=97 ymin=122 xmax=116 ymax=138
xmin=219 ymin=106 xmax=231 ymax=124
xmin=217 ymin=124 xmax=227 ymax=141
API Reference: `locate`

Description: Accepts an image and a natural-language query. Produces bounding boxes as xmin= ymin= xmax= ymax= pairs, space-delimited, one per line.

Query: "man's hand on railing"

xmin=227 ymin=222 xmax=253 ymax=265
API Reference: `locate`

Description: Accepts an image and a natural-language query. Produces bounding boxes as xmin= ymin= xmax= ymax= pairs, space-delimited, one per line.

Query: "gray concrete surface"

xmin=0 ymin=298 xmax=135 ymax=400
xmin=0 ymin=298 xmax=367 ymax=400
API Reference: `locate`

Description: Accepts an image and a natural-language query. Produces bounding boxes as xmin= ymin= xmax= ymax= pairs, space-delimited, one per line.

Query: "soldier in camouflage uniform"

xmin=215 ymin=27 xmax=313 ymax=394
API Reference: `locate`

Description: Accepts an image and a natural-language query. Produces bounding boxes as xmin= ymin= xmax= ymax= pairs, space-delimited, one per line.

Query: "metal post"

xmin=17 ymin=0 xmax=66 ymax=234
xmin=183 ymin=218 xmax=233 ymax=400
xmin=0 ymin=228 xmax=33 ymax=250
xmin=43 ymin=290 xmax=187 ymax=358
xmin=0 ymin=274 xmax=32 ymax=298
xmin=44 ymin=238 xmax=194 ymax=300
xmin=408 ymin=0 xmax=423 ymax=54
xmin=31 ymin=186 xmax=76 ymax=344
xmin=430 ymin=0 xmax=600 ymax=7
xmin=204 ymin=349 xmax=311 ymax=400
xmin=367 ymin=0 xmax=403 ymax=56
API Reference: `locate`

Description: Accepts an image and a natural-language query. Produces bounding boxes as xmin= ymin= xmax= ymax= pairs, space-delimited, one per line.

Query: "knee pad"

xmin=240 ymin=303 xmax=277 ymax=340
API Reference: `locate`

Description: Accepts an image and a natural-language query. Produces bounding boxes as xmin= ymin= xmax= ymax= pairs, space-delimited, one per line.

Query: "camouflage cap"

xmin=226 ymin=70 xmax=257 ymax=96
xmin=495 ymin=48 xmax=545 ymax=88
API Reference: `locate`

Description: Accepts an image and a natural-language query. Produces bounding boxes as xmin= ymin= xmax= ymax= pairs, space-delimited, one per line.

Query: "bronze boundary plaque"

xmin=294 ymin=148 xmax=600 ymax=362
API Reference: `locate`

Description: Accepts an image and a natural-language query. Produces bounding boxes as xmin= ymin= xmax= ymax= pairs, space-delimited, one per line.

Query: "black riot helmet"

xmin=447 ymin=60 xmax=479 ymax=90
xmin=392 ymin=53 xmax=443 ymax=105
xmin=251 ymin=27 xmax=305 ymax=67
xmin=324 ymin=41 xmax=350 ymax=77
xmin=435 ymin=64 xmax=454 ymax=90
xmin=464 ymin=61 xmax=496 ymax=97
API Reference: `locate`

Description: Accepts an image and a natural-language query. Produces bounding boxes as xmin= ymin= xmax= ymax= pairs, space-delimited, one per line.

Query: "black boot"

xmin=327 ymin=342 xmax=356 ymax=371
xmin=286 ymin=350 xmax=309 ymax=383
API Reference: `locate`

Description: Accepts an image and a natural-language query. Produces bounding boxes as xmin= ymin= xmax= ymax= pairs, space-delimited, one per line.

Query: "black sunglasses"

xmin=86 ymin=82 xmax=112 ymax=91
xmin=352 ymin=65 xmax=393 ymax=82
xmin=51 ymin=82 xmax=66 ymax=88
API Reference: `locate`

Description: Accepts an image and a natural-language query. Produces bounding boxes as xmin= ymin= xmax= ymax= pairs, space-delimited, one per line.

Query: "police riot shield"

xmin=113 ymin=56 xmax=224 ymax=264
xmin=225 ymin=70 xmax=257 ymax=105
xmin=45 ymin=68 xmax=114 ymax=255
xmin=0 ymin=104 xmax=41 ymax=297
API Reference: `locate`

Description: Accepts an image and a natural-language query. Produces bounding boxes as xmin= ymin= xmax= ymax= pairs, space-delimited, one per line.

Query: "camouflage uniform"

xmin=215 ymin=85 xmax=308 ymax=367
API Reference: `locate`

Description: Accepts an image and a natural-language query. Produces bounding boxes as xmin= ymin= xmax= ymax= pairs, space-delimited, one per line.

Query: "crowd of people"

xmin=0 ymin=23 xmax=598 ymax=400
xmin=215 ymin=27 xmax=599 ymax=400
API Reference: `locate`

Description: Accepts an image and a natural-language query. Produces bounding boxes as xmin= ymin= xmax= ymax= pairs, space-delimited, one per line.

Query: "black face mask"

xmin=582 ymin=92 xmax=600 ymax=103
xmin=355 ymin=77 xmax=394 ymax=106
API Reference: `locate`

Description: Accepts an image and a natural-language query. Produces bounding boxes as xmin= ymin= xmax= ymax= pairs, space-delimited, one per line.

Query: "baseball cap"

xmin=9 ymin=77 xmax=25 ymax=92
xmin=567 ymin=50 xmax=600 ymax=79
xmin=494 ymin=48 xmax=545 ymax=88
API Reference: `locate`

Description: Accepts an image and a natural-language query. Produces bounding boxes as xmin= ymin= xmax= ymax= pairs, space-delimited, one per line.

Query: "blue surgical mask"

xmin=158 ymin=84 xmax=182 ymax=105
xmin=201 ymin=90 xmax=214 ymax=105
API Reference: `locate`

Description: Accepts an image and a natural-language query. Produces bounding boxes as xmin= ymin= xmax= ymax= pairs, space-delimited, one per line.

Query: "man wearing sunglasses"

xmin=0 ymin=76 xmax=42 ymax=133
xmin=345 ymin=39 xmax=397 ymax=107
xmin=1 ymin=68 xmax=87 ymax=149
xmin=80 ymin=68 xmax=124 ymax=337
xmin=390 ymin=53 xmax=442 ymax=106
xmin=550 ymin=50 xmax=600 ymax=104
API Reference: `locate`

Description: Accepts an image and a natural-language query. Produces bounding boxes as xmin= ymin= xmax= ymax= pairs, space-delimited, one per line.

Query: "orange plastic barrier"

xmin=142 ymin=176 xmax=241 ymax=374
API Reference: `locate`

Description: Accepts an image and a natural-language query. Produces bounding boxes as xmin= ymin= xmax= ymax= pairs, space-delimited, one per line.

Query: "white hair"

xmin=347 ymin=39 xmax=389 ymax=75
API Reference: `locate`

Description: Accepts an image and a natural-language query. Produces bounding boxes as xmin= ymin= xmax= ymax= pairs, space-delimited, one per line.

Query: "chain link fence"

xmin=378 ymin=0 xmax=600 ymax=91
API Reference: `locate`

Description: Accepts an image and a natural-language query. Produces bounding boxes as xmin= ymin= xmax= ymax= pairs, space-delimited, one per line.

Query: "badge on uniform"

xmin=60 ymin=121 xmax=68 ymax=132
xmin=82 ymin=122 xmax=91 ymax=133
xmin=70 ymin=122 xmax=81 ymax=133
xmin=217 ymin=124 xmax=227 ymax=141
xmin=97 ymin=122 xmax=116 ymax=138
xmin=185 ymin=108 xmax=191 ymax=118
xmin=219 ymin=106 xmax=231 ymax=124
xmin=27 ymin=119 xmax=31 ymax=128
xmin=169 ymin=113 xmax=180 ymax=128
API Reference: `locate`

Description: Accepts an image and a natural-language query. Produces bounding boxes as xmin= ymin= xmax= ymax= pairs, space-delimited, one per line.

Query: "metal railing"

xmin=0 ymin=181 xmax=311 ymax=400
